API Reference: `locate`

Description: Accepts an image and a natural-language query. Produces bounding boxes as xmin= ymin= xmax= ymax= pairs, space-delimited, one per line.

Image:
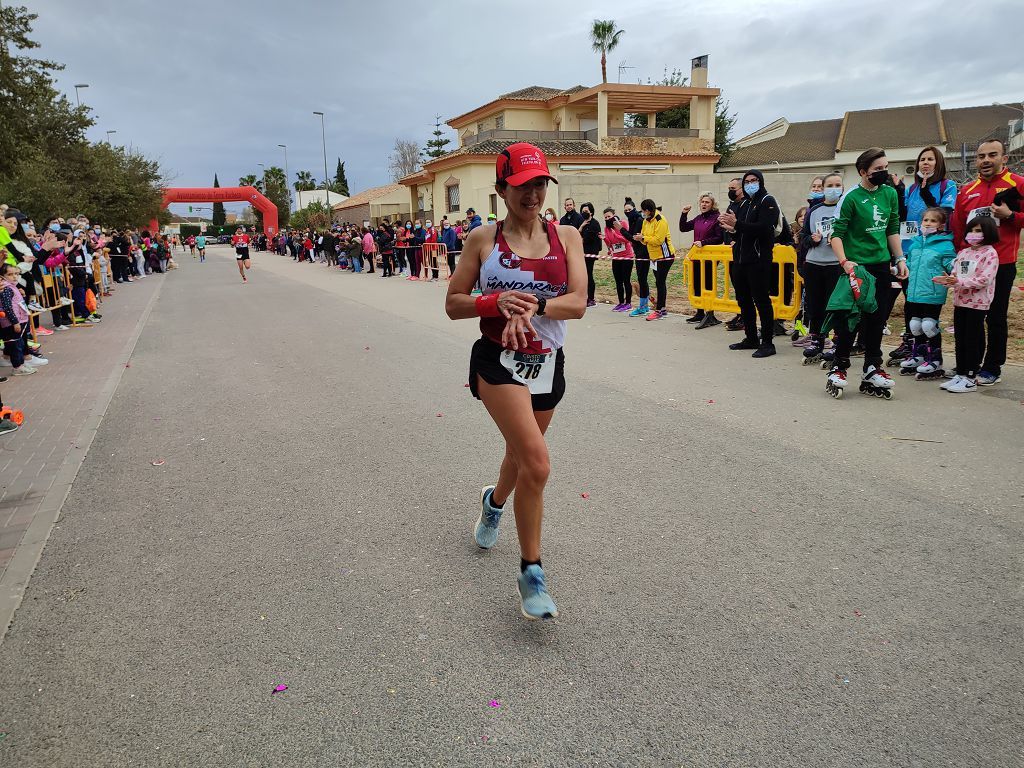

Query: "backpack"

xmin=764 ymin=195 xmax=793 ymax=245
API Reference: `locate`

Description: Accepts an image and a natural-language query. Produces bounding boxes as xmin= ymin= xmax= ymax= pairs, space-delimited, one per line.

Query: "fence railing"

xmin=607 ymin=126 xmax=699 ymax=138
xmin=462 ymin=129 xmax=589 ymax=146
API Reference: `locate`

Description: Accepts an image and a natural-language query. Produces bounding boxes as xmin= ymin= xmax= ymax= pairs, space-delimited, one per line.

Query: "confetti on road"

xmin=272 ymin=684 xmax=288 ymax=694
xmin=436 ymin=413 xmax=443 ymax=417
xmin=707 ymin=399 xmax=715 ymax=404
xmin=488 ymin=699 xmax=501 ymax=708
xmin=854 ymin=610 xmax=863 ymax=617
xmin=581 ymin=492 xmax=589 ymax=499
xmin=339 ymin=568 xmax=353 ymax=576
xmin=151 ymin=459 xmax=165 ymax=466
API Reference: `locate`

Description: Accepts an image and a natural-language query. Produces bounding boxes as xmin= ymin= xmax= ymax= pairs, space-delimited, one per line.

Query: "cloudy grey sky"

xmin=29 ymin=0 xmax=1020 ymax=214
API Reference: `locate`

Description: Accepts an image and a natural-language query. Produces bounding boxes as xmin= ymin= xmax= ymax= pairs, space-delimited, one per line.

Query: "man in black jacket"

xmin=559 ymin=198 xmax=584 ymax=228
xmin=722 ymin=179 xmax=745 ymax=332
xmin=719 ymin=169 xmax=778 ymax=358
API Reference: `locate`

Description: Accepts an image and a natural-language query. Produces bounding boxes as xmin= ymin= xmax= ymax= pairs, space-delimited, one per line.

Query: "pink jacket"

xmin=361 ymin=233 xmax=374 ymax=255
xmin=603 ymin=222 xmax=635 ymax=259
xmin=951 ymin=245 xmax=999 ymax=310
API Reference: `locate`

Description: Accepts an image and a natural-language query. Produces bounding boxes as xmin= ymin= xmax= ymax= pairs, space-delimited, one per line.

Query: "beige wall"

xmin=502 ymin=108 xmax=554 ymax=131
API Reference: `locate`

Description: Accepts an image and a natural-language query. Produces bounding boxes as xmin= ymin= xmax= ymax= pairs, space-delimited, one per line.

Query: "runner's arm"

xmin=444 ymin=226 xmax=536 ymax=320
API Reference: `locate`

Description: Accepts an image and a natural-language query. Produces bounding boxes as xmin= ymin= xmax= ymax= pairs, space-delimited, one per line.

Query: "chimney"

xmin=690 ymin=55 xmax=709 ymax=88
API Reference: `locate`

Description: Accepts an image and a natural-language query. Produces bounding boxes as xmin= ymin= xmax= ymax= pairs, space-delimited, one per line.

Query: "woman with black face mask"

xmin=578 ymin=202 xmax=602 ymax=307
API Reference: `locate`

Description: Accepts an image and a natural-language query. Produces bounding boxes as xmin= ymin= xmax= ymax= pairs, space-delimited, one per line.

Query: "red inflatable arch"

xmin=149 ymin=186 xmax=279 ymax=237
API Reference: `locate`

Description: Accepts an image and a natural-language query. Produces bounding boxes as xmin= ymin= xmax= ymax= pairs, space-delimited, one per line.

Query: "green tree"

xmin=332 ymin=158 xmax=350 ymax=196
xmin=590 ymin=20 xmax=624 ymax=84
xmin=294 ymin=170 xmax=316 ymax=192
xmin=242 ymin=167 xmax=290 ymax=229
xmin=212 ymin=174 xmax=226 ymax=225
xmin=422 ymin=116 xmax=452 ymax=160
xmin=289 ymin=200 xmax=331 ymax=231
xmin=0 ymin=4 xmax=165 ymax=224
xmin=625 ymin=68 xmax=739 ymax=166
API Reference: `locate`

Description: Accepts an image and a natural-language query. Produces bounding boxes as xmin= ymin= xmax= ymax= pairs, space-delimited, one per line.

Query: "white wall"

xmin=296 ymin=189 xmax=348 ymax=209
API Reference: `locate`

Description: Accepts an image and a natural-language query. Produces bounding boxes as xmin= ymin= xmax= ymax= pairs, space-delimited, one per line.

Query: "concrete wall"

xmin=296 ymin=189 xmax=347 ymax=209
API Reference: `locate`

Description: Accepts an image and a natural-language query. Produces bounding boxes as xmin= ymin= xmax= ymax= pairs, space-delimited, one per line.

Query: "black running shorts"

xmin=469 ymin=336 xmax=565 ymax=412
xmin=236 ymin=247 xmax=250 ymax=260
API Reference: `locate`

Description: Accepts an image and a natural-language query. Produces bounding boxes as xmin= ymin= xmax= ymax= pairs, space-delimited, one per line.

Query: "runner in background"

xmin=231 ymin=227 xmax=251 ymax=283
xmin=445 ymin=143 xmax=585 ymax=621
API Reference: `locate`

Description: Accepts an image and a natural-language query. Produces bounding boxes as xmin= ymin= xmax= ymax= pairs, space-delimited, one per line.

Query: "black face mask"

xmin=868 ymin=169 xmax=889 ymax=187
xmin=727 ymin=189 xmax=738 ymax=202
xmin=604 ymin=218 xmax=615 ymax=228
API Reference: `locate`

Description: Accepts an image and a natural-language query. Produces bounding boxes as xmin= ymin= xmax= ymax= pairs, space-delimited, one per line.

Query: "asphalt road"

xmin=0 ymin=244 xmax=1020 ymax=767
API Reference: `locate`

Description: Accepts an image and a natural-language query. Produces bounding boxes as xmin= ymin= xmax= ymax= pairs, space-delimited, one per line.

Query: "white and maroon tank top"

xmin=479 ymin=220 xmax=568 ymax=354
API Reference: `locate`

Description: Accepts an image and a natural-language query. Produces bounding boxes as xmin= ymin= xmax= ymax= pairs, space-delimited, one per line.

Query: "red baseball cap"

xmin=496 ymin=142 xmax=557 ymax=187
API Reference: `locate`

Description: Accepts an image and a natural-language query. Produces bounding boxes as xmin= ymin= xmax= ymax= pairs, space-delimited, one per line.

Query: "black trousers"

xmin=953 ymin=305 xmax=987 ymax=377
xmin=732 ymin=261 xmax=774 ymax=345
xmin=653 ymin=258 xmax=673 ymax=310
xmin=634 ymin=259 xmax=650 ymax=299
xmin=833 ymin=262 xmax=891 ymax=371
xmin=584 ymin=256 xmax=597 ymax=302
xmin=111 ymin=255 xmax=131 ymax=282
xmin=802 ymin=262 xmax=843 ymax=336
xmin=981 ymin=262 xmax=1017 ymax=376
xmin=611 ymin=259 xmax=633 ymax=304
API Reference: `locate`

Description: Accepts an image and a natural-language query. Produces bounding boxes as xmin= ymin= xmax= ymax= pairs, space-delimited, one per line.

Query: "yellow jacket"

xmin=640 ymin=212 xmax=674 ymax=260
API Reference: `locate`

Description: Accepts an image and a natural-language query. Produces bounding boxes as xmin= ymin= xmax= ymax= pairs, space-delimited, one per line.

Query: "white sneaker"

xmin=27 ymin=302 xmax=45 ymax=312
xmin=54 ymin=325 xmax=69 ymax=331
xmin=27 ymin=355 xmax=48 ymax=365
xmin=13 ymin=365 xmax=36 ymax=375
xmin=58 ymin=297 xmax=73 ymax=306
xmin=944 ymin=375 xmax=977 ymax=394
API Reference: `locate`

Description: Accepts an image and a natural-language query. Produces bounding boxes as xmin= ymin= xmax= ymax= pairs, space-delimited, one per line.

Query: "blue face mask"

xmin=809 ymin=191 xmax=825 ymax=201
xmin=49 ymin=223 xmax=60 ymax=232
xmin=743 ymin=182 xmax=760 ymax=197
xmin=823 ymin=188 xmax=843 ymax=204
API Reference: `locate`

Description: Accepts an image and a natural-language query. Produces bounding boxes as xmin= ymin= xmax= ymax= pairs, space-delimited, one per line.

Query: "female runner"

xmin=445 ymin=143 xmax=585 ymax=620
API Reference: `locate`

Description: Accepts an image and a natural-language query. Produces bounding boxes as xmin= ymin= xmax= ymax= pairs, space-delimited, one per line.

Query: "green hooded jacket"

xmin=822 ymin=264 xmax=877 ymax=334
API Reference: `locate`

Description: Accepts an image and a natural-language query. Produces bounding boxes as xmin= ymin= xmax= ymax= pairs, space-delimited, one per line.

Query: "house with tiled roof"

xmin=399 ymin=58 xmax=721 ymax=222
xmin=330 ymin=183 xmax=408 ymax=225
xmin=722 ymin=103 xmax=1021 ymax=183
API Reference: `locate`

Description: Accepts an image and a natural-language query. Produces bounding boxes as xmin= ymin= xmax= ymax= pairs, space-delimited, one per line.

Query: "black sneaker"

xmin=695 ymin=313 xmax=721 ymax=330
xmin=850 ymin=344 xmax=866 ymax=357
xmin=685 ymin=311 xmax=705 ymax=324
xmin=773 ymin=320 xmax=788 ymax=337
xmin=725 ymin=316 xmax=745 ymax=332
xmin=729 ymin=338 xmax=759 ymax=351
xmin=752 ymin=344 xmax=777 ymax=358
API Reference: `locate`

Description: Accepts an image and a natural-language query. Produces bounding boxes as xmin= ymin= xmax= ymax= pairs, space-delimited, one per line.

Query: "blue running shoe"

xmin=517 ymin=564 xmax=559 ymax=620
xmin=975 ymin=370 xmax=1000 ymax=386
xmin=474 ymin=485 xmax=503 ymax=549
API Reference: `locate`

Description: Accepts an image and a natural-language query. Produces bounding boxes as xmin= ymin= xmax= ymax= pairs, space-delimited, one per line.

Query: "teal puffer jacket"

xmin=905 ymin=233 xmax=956 ymax=305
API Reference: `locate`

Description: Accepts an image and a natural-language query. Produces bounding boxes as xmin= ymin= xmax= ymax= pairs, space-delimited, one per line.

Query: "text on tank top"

xmin=478 ymin=220 xmax=568 ymax=353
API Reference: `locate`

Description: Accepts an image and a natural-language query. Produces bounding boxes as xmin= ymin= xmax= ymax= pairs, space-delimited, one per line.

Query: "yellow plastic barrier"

xmin=684 ymin=244 xmax=803 ymax=321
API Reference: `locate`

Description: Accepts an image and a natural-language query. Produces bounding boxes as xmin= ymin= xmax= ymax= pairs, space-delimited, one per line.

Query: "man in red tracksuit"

xmin=951 ymin=138 xmax=1024 ymax=386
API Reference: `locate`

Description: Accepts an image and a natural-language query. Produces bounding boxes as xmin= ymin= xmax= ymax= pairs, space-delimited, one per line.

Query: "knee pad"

xmin=921 ymin=317 xmax=940 ymax=338
xmin=908 ymin=317 xmax=923 ymax=336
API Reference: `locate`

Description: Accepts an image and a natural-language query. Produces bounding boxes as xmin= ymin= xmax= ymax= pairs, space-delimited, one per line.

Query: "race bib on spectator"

xmin=609 ymin=242 xmax=627 ymax=255
xmin=899 ymin=220 xmax=918 ymax=239
xmin=816 ymin=219 xmax=835 ymax=239
xmin=966 ymin=206 xmax=997 ymax=226
xmin=500 ymin=349 xmax=554 ymax=394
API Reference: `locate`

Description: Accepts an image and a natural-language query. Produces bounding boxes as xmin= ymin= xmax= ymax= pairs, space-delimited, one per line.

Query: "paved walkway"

xmin=0 ymin=272 xmax=163 ymax=634
xmin=0 ymin=246 xmax=1019 ymax=767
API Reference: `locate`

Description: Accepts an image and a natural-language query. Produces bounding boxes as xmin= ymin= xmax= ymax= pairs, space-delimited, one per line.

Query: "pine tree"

xmin=422 ymin=116 xmax=451 ymax=160
xmin=333 ymin=158 xmax=350 ymax=196
xmin=212 ymin=174 xmax=226 ymax=226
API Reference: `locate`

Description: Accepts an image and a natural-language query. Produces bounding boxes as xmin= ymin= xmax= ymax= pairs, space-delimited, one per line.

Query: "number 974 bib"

xmin=500 ymin=349 xmax=555 ymax=394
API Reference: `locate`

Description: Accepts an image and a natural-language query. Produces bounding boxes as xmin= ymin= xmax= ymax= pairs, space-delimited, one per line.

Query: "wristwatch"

xmin=536 ymin=297 xmax=547 ymax=316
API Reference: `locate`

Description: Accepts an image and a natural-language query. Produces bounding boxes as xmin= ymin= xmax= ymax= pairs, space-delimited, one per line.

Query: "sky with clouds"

xmin=26 ymin=0 xmax=1021 ymax=214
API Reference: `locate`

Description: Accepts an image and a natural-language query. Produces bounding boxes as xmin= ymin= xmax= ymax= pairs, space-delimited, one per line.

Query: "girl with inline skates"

xmin=900 ymin=207 xmax=955 ymax=380
xmin=934 ymin=216 xmax=999 ymax=393
xmin=799 ymin=173 xmax=844 ymax=366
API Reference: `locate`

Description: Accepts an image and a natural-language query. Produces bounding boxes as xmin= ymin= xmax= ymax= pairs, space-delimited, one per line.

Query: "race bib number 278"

xmin=500 ymin=349 xmax=555 ymax=395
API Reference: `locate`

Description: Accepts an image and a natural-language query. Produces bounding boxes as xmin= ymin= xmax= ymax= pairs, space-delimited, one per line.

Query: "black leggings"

xmin=381 ymin=252 xmax=393 ymax=276
xmin=635 ymin=260 xmax=650 ymax=300
xmin=653 ymin=258 xmax=673 ymax=310
xmin=584 ymin=256 xmax=597 ymax=302
xmin=611 ymin=259 xmax=633 ymax=304
xmin=447 ymin=251 xmax=458 ymax=276
xmin=802 ymin=262 xmax=843 ymax=336
xmin=394 ymin=249 xmax=407 ymax=271
xmin=834 ymin=262 xmax=891 ymax=371
xmin=953 ymin=305 xmax=986 ymax=377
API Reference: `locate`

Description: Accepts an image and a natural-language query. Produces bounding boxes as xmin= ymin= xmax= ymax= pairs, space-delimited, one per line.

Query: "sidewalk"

xmin=0 ymin=274 xmax=164 ymax=637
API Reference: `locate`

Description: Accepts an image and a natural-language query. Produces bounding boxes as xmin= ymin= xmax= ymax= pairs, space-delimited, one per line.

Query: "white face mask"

xmin=920 ymin=225 xmax=938 ymax=236
xmin=544 ymin=213 xmax=554 ymax=221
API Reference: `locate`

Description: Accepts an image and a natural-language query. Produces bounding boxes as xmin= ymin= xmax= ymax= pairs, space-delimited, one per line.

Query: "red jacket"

xmin=951 ymin=170 xmax=1024 ymax=264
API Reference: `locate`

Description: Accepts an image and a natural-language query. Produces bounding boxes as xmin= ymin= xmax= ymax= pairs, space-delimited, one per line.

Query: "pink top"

xmin=362 ymin=233 xmax=375 ymax=255
xmin=603 ymin=223 xmax=635 ymax=259
xmin=950 ymin=245 xmax=999 ymax=310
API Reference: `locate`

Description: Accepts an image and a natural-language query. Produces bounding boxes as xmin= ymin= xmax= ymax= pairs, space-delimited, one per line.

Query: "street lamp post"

xmin=278 ymin=144 xmax=290 ymax=212
xmin=257 ymin=162 xmax=266 ymax=193
xmin=312 ymin=111 xmax=331 ymax=216
xmin=74 ymin=83 xmax=89 ymax=107
xmin=105 ymin=130 xmax=117 ymax=143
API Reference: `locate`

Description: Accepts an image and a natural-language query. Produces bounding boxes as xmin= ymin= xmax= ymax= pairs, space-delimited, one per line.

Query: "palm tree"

xmin=294 ymin=170 xmax=316 ymax=192
xmin=590 ymin=20 xmax=624 ymax=84
xmin=239 ymin=174 xmax=259 ymax=192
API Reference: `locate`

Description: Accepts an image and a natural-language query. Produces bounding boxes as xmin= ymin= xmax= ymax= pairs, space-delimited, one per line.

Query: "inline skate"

xmin=825 ymin=365 xmax=847 ymax=398
xmin=802 ymin=334 xmax=827 ymax=365
xmin=899 ymin=341 xmax=923 ymax=376
xmin=914 ymin=343 xmax=945 ymax=381
xmin=886 ymin=332 xmax=914 ymax=368
xmin=859 ymin=364 xmax=895 ymax=399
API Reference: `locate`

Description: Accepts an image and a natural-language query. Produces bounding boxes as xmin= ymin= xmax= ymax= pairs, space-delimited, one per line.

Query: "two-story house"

xmin=399 ymin=57 xmax=721 ymax=223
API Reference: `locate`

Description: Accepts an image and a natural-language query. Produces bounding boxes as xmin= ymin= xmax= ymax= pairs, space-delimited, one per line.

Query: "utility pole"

xmin=313 ymin=111 xmax=331 ymax=215
xmin=278 ymin=144 xmax=290 ymax=212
